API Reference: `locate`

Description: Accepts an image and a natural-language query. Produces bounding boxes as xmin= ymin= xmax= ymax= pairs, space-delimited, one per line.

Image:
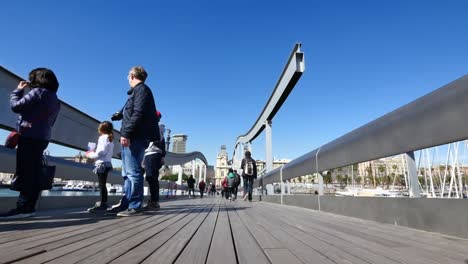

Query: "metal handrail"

xmin=256 ymin=75 xmax=468 ymax=187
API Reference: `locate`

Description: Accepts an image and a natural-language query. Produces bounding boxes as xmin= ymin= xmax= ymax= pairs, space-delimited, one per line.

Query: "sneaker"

xmin=0 ymin=208 xmax=36 ymax=219
xmin=88 ymin=202 xmax=108 ymax=213
xmin=117 ymin=208 xmax=142 ymax=217
xmin=105 ymin=204 xmax=126 ymax=216
xmin=143 ymin=201 xmax=160 ymax=210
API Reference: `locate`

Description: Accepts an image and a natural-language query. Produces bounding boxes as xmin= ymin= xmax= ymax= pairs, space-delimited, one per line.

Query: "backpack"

xmin=244 ymin=159 xmax=254 ymax=177
xmin=227 ymin=173 xmax=237 ymax=187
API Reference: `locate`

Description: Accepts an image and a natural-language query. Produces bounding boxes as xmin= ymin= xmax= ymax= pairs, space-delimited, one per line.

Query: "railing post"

xmin=280 ymin=166 xmax=284 ymax=205
xmin=406 ymin=151 xmax=421 ymax=198
xmin=177 ymin=165 xmax=183 ymax=185
xmin=191 ymin=161 xmax=196 ymax=179
xmin=318 ymin=172 xmax=324 ymax=195
xmin=203 ymin=165 xmax=207 ymax=182
xmin=265 ymin=120 xmax=273 ymax=173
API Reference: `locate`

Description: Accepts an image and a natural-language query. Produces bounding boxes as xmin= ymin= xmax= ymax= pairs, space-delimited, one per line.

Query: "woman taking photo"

xmin=1 ymin=68 xmax=60 ymax=219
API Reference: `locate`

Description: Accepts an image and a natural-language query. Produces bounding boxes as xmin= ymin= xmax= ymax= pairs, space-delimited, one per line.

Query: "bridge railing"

xmin=254 ymin=75 xmax=468 ymax=196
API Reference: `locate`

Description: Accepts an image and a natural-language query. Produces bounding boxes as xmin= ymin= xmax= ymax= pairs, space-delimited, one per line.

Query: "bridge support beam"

xmin=203 ymin=165 xmax=207 ymax=182
xmin=406 ymin=151 xmax=421 ymax=198
xmin=280 ymin=166 xmax=284 ymax=205
xmin=177 ymin=165 xmax=183 ymax=185
xmin=318 ymin=172 xmax=324 ymax=195
xmin=265 ymin=120 xmax=273 ymax=173
xmin=191 ymin=161 xmax=195 ymax=179
xmin=198 ymin=163 xmax=203 ymax=182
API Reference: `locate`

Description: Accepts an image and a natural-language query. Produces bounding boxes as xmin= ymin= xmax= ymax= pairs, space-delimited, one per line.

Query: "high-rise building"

xmin=172 ymin=134 xmax=188 ymax=153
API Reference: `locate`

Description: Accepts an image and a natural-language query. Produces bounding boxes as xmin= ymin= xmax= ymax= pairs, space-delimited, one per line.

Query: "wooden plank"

xmin=252 ymin=203 xmax=404 ymax=264
xmin=17 ymin=210 xmax=189 ymax=264
xmin=29 ymin=213 xmax=169 ymax=252
xmin=1 ymin=215 xmax=150 ymax=264
xmin=258 ymin=202 xmax=466 ymax=263
xmin=226 ymin=203 xmax=270 ymax=264
xmin=264 ymin=249 xmax=303 ymax=264
xmin=235 ymin=204 xmax=283 ymax=249
xmin=174 ymin=203 xmax=220 ymax=264
xmin=2 ymin=214 xmax=154 ymax=252
xmin=258 ymin=212 xmax=374 ymax=264
xmin=240 ymin=203 xmax=336 ymax=264
xmin=0 ymin=215 xmax=106 ymax=246
xmin=24 ymin=200 xmax=188 ymax=253
xmin=139 ymin=205 xmax=214 ymax=264
xmin=253 ymin=202 xmax=444 ymax=264
xmin=206 ymin=202 xmax=237 ymax=264
xmin=262 ymin=201 xmax=468 ymax=255
xmin=76 ymin=201 xmax=205 ymax=264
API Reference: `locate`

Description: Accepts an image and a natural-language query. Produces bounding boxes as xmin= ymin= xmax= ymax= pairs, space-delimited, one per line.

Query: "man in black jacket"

xmin=108 ymin=66 xmax=160 ymax=216
xmin=241 ymin=151 xmax=257 ymax=202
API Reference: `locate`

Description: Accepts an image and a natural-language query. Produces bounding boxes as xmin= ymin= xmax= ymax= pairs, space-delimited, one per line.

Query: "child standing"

xmin=86 ymin=121 xmax=114 ymax=213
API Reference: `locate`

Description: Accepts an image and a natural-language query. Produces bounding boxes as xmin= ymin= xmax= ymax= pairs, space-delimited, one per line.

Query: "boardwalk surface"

xmin=0 ymin=197 xmax=467 ymax=264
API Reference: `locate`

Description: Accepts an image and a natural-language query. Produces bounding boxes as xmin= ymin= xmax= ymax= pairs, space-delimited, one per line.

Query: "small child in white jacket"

xmin=85 ymin=121 xmax=114 ymax=213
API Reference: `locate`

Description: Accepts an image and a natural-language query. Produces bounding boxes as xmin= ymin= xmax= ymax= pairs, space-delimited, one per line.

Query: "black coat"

xmin=241 ymin=157 xmax=257 ymax=179
xmin=120 ymin=83 xmax=160 ymax=141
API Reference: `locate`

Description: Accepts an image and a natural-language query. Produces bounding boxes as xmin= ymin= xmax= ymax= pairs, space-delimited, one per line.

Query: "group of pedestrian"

xmin=0 ymin=66 xmax=259 ymax=219
xmin=187 ymin=175 xmax=208 ymax=198
xmin=1 ymin=66 xmax=166 ymax=219
xmin=91 ymin=66 xmax=164 ymax=217
xmin=221 ymin=150 xmax=257 ymax=202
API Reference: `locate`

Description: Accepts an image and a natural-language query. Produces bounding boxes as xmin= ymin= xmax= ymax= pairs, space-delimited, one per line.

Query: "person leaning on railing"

xmin=0 ymin=68 xmax=61 ymax=219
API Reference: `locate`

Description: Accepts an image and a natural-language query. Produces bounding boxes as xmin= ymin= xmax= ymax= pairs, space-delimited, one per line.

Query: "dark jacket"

xmin=120 ymin=83 xmax=159 ymax=141
xmin=235 ymin=172 xmax=241 ymax=187
xmin=187 ymin=177 xmax=196 ymax=188
xmin=10 ymin=88 xmax=60 ymax=141
xmin=199 ymin=181 xmax=206 ymax=191
xmin=241 ymin=157 xmax=257 ymax=179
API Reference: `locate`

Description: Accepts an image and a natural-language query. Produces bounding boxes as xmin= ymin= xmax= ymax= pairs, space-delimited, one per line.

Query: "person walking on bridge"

xmin=241 ymin=151 xmax=257 ymax=202
xmin=187 ymin=175 xmax=195 ymax=198
xmin=107 ymin=66 xmax=160 ymax=217
xmin=198 ymin=179 xmax=206 ymax=198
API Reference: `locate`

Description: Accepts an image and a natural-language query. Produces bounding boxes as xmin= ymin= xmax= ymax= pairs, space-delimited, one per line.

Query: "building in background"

xmin=172 ymin=134 xmax=188 ymax=153
xmin=215 ymin=145 xmax=230 ymax=187
xmin=255 ymin=159 xmax=291 ymax=174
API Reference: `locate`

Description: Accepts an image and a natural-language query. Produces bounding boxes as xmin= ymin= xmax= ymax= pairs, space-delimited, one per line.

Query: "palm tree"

xmin=324 ymin=171 xmax=332 ymax=187
xmin=378 ymin=165 xmax=386 ymax=187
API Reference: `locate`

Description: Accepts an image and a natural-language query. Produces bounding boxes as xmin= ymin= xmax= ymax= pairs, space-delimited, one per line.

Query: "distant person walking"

xmin=241 ymin=151 xmax=257 ymax=202
xmin=233 ymin=169 xmax=241 ymax=200
xmin=142 ymin=111 xmax=166 ymax=210
xmin=86 ymin=121 xmax=114 ymax=213
xmin=226 ymin=168 xmax=237 ymax=201
xmin=107 ymin=66 xmax=160 ymax=217
xmin=187 ymin=175 xmax=196 ymax=198
xmin=210 ymin=182 xmax=216 ymax=196
xmin=221 ymin=177 xmax=228 ymax=199
xmin=198 ymin=179 xmax=206 ymax=198
xmin=1 ymin=68 xmax=60 ymax=219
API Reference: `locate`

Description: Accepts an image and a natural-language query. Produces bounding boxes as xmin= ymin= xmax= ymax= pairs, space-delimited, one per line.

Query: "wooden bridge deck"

xmin=0 ymin=197 xmax=467 ymax=264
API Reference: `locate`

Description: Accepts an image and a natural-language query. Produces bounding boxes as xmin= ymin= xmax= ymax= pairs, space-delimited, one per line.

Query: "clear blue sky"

xmin=1 ymin=0 xmax=468 ymax=166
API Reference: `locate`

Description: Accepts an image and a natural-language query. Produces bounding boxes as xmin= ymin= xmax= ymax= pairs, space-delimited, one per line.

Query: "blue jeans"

xmin=243 ymin=177 xmax=254 ymax=201
xmin=121 ymin=139 xmax=148 ymax=209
